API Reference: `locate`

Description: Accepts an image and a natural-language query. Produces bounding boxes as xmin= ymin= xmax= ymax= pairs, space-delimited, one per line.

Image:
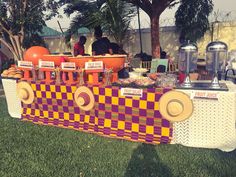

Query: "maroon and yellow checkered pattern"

xmin=21 ymin=81 xmax=173 ymax=144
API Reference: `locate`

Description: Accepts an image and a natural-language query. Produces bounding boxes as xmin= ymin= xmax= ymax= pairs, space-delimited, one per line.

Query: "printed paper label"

xmin=85 ymin=61 xmax=103 ymax=70
xmin=121 ymin=88 xmax=143 ymax=97
xmin=191 ymin=91 xmax=219 ymax=100
xmin=39 ymin=60 xmax=55 ymax=69
xmin=61 ymin=62 xmax=76 ymax=70
xmin=18 ymin=61 xmax=33 ymax=69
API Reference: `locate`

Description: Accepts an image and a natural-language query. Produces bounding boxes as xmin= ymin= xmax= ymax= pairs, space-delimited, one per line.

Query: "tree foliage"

xmin=58 ymin=0 xmax=136 ymax=47
xmin=175 ymin=0 xmax=213 ymax=43
xmin=0 ymin=0 xmax=53 ymax=60
xmin=99 ymin=0 xmax=136 ymax=46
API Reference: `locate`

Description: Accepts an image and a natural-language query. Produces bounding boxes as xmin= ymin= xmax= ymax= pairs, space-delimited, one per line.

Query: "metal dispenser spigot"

xmin=178 ymin=42 xmax=198 ymax=88
xmin=206 ymin=41 xmax=228 ymax=89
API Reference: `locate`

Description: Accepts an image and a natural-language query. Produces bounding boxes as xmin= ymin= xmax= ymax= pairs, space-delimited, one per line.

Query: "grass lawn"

xmin=0 ymin=97 xmax=236 ymax=177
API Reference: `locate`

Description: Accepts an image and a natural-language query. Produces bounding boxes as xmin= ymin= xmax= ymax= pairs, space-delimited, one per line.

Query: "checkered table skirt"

xmin=21 ymin=81 xmax=173 ymax=144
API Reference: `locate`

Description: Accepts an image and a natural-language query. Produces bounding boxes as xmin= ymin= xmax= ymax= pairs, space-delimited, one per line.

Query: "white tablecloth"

xmin=173 ymin=81 xmax=236 ymax=152
xmin=2 ymin=78 xmax=21 ymax=118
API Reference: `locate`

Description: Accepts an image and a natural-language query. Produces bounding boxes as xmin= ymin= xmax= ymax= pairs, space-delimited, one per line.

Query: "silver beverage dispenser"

xmin=178 ymin=42 xmax=198 ymax=88
xmin=206 ymin=41 xmax=228 ymax=89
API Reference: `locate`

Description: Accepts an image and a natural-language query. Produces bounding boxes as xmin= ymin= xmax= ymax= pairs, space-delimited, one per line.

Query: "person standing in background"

xmin=92 ymin=26 xmax=113 ymax=55
xmin=74 ymin=36 xmax=87 ymax=56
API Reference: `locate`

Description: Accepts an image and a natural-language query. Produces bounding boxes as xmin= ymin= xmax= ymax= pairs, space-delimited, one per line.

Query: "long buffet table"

xmin=2 ymin=78 xmax=236 ymax=151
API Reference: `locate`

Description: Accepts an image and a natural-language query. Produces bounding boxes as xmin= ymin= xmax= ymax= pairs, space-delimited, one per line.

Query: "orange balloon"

xmin=23 ymin=46 xmax=50 ymax=65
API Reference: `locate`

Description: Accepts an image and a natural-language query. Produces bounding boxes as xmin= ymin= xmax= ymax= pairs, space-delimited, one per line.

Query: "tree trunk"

xmin=150 ymin=15 xmax=161 ymax=58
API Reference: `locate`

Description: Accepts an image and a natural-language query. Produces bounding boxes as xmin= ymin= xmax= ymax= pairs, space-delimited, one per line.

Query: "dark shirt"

xmin=157 ymin=65 xmax=166 ymax=73
xmin=92 ymin=37 xmax=111 ymax=55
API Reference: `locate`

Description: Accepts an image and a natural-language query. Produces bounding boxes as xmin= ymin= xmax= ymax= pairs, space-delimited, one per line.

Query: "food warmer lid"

xmin=206 ymin=41 xmax=228 ymax=52
xmin=179 ymin=42 xmax=198 ymax=52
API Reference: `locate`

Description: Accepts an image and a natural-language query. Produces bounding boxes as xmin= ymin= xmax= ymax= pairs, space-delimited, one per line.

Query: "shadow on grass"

xmin=124 ymin=143 xmax=172 ymax=177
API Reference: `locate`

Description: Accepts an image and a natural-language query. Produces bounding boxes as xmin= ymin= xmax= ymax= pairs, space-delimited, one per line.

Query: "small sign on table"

xmin=39 ymin=60 xmax=55 ymax=69
xmin=85 ymin=61 xmax=103 ymax=70
xmin=18 ymin=61 xmax=33 ymax=69
xmin=191 ymin=91 xmax=219 ymax=100
xmin=121 ymin=88 xmax=143 ymax=97
xmin=61 ymin=62 xmax=76 ymax=70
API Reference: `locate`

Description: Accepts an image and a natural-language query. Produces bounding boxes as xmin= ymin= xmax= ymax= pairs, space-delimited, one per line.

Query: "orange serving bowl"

xmin=93 ymin=55 xmax=126 ymax=72
xmin=41 ymin=54 xmax=72 ymax=66
xmin=66 ymin=56 xmax=94 ymax=68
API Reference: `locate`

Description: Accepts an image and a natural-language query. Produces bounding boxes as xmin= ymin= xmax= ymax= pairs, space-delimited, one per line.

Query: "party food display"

xmin=1 ymin=43 xmax=236 ymax=152
xmin=134 ymin=78 xmax=155 ymax=86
